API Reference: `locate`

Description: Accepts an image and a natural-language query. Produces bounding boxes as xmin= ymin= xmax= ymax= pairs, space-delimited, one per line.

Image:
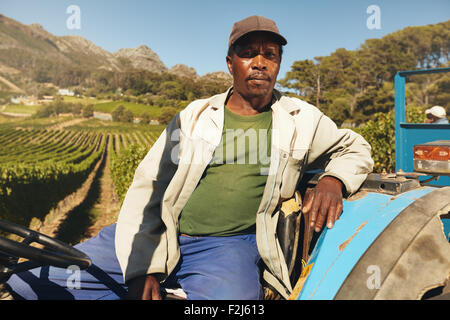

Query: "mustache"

xmin=246 ymin=72 xmax=271 ymax=81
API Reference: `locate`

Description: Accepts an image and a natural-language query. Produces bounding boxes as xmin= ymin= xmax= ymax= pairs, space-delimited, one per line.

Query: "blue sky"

xmin=1 ymin=0 xmax=449 ymax=78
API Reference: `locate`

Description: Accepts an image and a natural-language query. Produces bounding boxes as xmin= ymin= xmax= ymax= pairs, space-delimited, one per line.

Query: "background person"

xmin=425 ymin=106 xmax=448 ymax=124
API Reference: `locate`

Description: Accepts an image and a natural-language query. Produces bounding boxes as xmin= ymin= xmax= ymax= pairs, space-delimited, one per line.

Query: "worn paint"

xmin=338 ymin=221 xmax=368 ymax=251
xmin=289 ymin=263 xmax=314 ymax=300
xmin=346 ymin=191 xmax=369 ymax=202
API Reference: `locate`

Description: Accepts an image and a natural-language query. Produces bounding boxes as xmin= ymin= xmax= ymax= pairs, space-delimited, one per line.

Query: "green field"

xmin=0 ymin=114 xmax=21 ymax=124
xmin=93 ymin=100 xmax=162 ymax=118
xmin=0 ymin=115 xmax=76 ymax=129
xmin=62 ymin=96 xmax=162 ymax=117
xmin=3 ymin=97 xmax=164 ymax=119
xmin=2 ymin=104 xmax=40 ymax=114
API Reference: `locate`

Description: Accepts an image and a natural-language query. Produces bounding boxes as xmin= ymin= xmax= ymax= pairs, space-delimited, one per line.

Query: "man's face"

xmin=226 ymin=32 xmax=282 ymax=101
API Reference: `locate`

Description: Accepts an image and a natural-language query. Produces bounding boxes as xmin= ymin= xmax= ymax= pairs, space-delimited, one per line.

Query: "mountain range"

xmin=0 ymin=14 xmax=231 ymax=93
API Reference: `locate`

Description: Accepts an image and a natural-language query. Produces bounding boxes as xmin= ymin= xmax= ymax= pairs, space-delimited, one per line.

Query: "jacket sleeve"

xmin=307 ymin=114 xmax=374 ymax=196
xmin=115 ymin=115 xmax=180 ymax=283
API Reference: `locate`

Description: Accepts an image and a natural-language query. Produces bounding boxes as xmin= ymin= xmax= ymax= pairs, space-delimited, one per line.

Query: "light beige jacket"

xmin=115 ymin=88 xmax=374 ymax=298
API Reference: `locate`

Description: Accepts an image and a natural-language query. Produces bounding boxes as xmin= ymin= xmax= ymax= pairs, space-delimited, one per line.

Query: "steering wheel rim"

xmin=0 ymin=219 xmax=92 ymax=270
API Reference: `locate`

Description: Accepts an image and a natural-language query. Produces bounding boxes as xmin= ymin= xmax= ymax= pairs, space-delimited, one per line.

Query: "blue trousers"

xmin=5 ymin=224 xmax=263 ymax=300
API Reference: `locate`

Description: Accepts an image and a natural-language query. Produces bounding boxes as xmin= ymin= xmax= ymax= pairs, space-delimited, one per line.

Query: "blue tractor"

xmin=291 ymin=67 xmax=450 ymax=300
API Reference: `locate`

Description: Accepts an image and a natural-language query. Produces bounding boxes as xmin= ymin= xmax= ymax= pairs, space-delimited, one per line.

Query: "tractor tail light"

xmin=413 ymin=145 xmax=450 ymax=161
xmin=413 ymin=141 xmax=450 ymax=174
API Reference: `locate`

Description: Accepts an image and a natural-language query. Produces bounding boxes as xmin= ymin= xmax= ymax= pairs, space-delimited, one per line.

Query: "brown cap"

xmin=228 ymin=15 xmax=287 ymax=49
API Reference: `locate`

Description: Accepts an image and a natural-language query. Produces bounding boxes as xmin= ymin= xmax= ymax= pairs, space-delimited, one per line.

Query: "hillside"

xmin=0 ymin=15 xmax=116 ymax=75
xmin=0 ymin=14 xmax=182 ymax=94
xmin=0 ymin=13 xmax=233 ymax=107
xmin=0 ymin=14 xmax=168 ymax=74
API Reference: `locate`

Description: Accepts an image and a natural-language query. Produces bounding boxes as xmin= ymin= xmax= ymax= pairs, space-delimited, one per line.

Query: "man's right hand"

xmin=126 ymin=274 xmax=162 ymax=300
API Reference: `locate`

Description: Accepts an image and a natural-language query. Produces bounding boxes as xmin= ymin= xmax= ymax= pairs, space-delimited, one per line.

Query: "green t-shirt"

xmin=178 ymin=106 xmax=272 ymax=236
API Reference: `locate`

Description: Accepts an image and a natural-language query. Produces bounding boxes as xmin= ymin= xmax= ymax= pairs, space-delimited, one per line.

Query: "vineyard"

xmin=0 ymin=118 xmax=163 ymax=244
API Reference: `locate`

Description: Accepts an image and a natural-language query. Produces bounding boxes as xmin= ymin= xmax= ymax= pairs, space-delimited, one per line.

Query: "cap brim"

xmin=231 ymin=30 xmax=287 ymax=48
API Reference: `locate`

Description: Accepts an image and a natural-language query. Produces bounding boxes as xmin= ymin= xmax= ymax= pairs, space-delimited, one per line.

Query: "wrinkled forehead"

xmin=234 ymin=31 xmax=282 ymax=49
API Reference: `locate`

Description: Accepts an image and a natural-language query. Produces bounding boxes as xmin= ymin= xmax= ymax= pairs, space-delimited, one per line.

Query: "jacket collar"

xmin=209 ymin=87 xmax=232 ymax=111
xmin=208 ymin=86 xmax=302 ymax=115
xmin=203 ymin=87 xmax=301 ymax=153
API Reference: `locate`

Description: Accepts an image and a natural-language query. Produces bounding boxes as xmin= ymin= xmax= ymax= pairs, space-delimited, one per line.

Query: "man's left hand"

xmin=302 ymin=176 xmax=344 ymax=232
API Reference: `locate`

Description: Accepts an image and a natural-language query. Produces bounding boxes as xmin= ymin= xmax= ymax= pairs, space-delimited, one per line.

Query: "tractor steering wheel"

xmin=0 ymin=219 xmax=91 ymax=282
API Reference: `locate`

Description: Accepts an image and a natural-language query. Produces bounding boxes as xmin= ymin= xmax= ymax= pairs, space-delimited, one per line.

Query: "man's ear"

xmin=277 ymin=55 xmax=282 ymax=74
xmin=226 ymin=55 xmax=233 ymax=75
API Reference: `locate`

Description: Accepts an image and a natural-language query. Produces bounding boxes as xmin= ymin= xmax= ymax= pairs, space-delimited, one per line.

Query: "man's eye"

xmin=264 ymin=51 xmax=278 ymax=59
xmin=241 ymin=50 xmax=256 ymax=58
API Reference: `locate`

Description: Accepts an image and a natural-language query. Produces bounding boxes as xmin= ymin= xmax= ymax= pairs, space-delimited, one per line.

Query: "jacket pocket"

xmin=279 ymin=153 xmax=305 ymax=199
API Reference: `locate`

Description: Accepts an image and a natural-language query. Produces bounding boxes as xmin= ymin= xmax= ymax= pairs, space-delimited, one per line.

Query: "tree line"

xmin=31 ymin=63 xmax=231 ymax=105
xmin=278 ymin=20 xmax=449 ymax=125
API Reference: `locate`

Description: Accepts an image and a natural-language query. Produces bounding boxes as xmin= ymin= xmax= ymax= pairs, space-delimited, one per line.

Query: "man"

xmin=425 ymin=106 xmax=449 ymax=124
xmin=5 ymin=16 xmax=373 ymax=300
xmin=117 ymin=15 xmax=373 ymax=300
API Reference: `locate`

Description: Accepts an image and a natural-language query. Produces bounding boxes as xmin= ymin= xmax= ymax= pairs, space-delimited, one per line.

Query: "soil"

xmin=82 ymin=148 xmax=121 ymax=240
